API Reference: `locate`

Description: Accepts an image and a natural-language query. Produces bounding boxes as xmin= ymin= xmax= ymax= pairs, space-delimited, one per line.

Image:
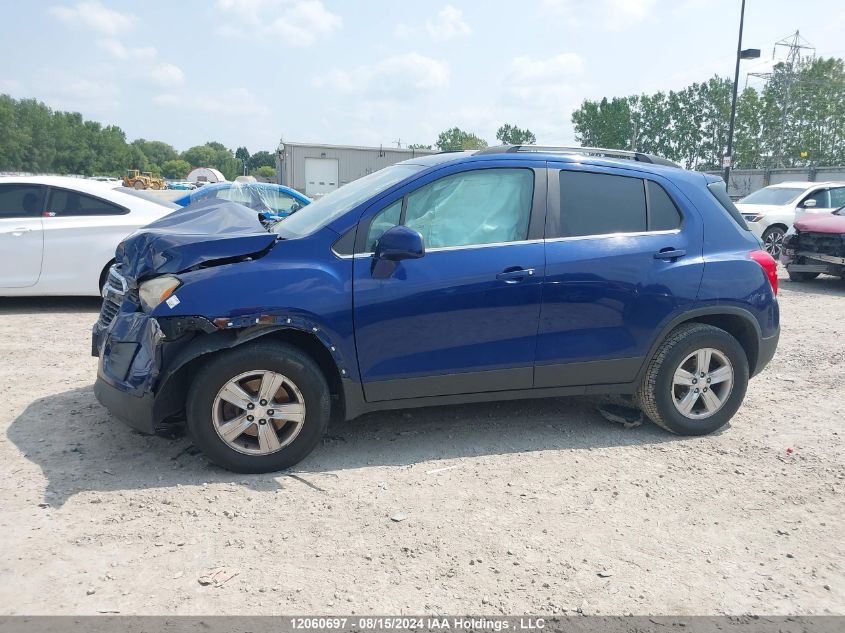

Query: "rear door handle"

xmin=654 ymin=248 xmax=686 ymax=261
xmin=496 ymin=267 xmax=535 ymax=283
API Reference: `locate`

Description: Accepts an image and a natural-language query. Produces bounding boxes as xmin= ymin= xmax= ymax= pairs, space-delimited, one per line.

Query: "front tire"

xmin=637 ymin=323 xmax=749 ymax=435
xmin=186 ymin=341 xmax=330 ymax=473
xmin=762 ymin=226 xmax=785 ymax=258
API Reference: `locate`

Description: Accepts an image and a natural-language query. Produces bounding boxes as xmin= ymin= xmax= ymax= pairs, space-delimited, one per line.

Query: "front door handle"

xmin=654 ymin=248 xmax=686 ymax=261
xmin=3 ymin=227 xmax=32 ymax=236
xmin=496 ymin=267 xmax=535 ymax=283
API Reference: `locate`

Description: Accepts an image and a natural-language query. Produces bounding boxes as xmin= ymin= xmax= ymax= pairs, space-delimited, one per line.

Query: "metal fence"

xmin=706 ymin=167 xmax=845 ymax=198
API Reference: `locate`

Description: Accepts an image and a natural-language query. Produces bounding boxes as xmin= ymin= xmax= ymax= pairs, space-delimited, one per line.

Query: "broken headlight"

xmin=138 ymin=275 xmax=181 ymax=311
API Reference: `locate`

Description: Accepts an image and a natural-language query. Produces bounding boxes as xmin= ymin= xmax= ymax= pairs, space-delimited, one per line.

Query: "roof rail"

xmin=475 ymin=145 xmax=681 ymax=168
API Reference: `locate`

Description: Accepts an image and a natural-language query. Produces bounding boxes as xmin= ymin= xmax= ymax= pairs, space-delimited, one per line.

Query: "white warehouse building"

xmin=275 ymin=142 xmax=436 ymax=198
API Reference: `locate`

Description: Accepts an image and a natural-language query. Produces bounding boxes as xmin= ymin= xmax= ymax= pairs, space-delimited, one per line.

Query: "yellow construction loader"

xmin=123 ymin=169 xmax=166 ymax=190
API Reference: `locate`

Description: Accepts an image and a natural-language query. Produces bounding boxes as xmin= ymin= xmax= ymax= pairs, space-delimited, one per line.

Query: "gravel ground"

xmin=0 ymin=271 xmax=843 ymax=616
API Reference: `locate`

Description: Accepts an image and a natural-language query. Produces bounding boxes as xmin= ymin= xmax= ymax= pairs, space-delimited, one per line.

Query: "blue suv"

xmin=93 ymin=146 xmax=780 ymax=473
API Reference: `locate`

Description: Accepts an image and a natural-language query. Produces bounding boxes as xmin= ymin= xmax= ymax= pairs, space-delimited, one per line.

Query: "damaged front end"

xmin=781 ymin=222 xmax=845 ymax=278
xmin=93 ymin=264 xmax=219 ymax=434
xmin=92 ymin=201 xmax=275 ymax=434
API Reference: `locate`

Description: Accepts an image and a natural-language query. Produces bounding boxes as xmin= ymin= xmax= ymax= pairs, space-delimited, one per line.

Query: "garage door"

xmin=304 ymin=158 xmax=339 ymax=197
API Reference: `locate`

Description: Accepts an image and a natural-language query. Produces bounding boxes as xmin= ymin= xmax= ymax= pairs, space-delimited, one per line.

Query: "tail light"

xmin=750 ymin=250 xmax=778 ymax=295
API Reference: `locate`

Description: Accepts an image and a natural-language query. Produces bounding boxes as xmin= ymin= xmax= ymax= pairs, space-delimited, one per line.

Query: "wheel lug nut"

xmin=694 ymin=388 xmax=699 ymax=393
xmin=259 ymin=400 xmax=268 ymax=406
xmin=267 ymin=409 xmax=274 ymax=416
xmin=692 ymin=378 xmax=698 ymax=384
xmin=258 ymin=419 xmax=267 ymax=425
xmin=703 ymin=388 xmax=708 ymax=392
xmin=247 ymin=403 xmax=255 ymax=410
xmin=247 ymin=415 xmax=254 ymax=422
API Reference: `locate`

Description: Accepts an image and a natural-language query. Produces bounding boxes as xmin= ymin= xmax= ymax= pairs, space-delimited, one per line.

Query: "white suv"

xmin=736 ymin=181 xmax=845 ymax=257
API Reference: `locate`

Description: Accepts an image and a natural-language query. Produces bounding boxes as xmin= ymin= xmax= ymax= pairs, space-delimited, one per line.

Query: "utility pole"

xmin=724 ymin=0 xmax=760 ymax=188
xmin=746 ymin=30 xmax=816 ymax=167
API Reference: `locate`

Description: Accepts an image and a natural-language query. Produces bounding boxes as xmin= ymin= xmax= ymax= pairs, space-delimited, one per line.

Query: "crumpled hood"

xmin=116 ymin=200 xmax=277 ymax=281
xmin=794 ymin=212 xmax=845 ymax=235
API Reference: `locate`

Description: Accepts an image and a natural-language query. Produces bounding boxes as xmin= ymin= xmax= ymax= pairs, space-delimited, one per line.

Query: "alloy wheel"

xmin=764 ymin=229 xmax=784 ymax=258
xmin=671 ymin=348 xmax=734 ymax=420
xmin=212 ymin=370 xmax=306 ymax=455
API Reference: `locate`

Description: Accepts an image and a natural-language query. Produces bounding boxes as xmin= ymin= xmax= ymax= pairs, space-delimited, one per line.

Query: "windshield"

xmin=115 ymin=187 xmax=180 ymax=209
xmin=275 ymin=164 xmax=423 ymax=238
xmin=738 ymin=187 xmax=805 ymax=206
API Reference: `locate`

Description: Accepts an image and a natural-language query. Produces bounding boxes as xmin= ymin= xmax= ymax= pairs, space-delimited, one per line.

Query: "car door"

xmin=352 ymin=162 xmax=546 ymax=402
xmin=0 ymin=183 xmax=46 ymax=288
xmin=40 ymin=187 xmax=129 ymax=293
xmin=535 ymin=164 xmax=704 ymax=388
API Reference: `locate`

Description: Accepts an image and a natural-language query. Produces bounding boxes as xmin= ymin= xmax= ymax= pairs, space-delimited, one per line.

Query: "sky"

xmin=1 ymin=0 xmax=844 ymax=154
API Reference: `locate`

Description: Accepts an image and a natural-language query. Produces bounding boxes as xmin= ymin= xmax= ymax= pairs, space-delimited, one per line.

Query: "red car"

xmin=781 ymin=207 xmax=845 ymax=281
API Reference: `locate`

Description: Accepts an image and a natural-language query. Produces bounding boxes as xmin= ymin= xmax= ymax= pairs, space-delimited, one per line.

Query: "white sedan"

xmin=0 ymin=176 xmax=176 ymax=296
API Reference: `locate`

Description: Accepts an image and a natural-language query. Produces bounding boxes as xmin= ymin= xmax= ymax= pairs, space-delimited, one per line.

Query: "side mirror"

xmin=802 ymin=199 xmax=817 ymax=208
xmin=374 ymin=225 xmax=424 ymax=261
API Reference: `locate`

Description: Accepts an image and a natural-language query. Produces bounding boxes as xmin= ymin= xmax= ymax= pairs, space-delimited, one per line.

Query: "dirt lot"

xmin=0 ymin=272 xmax=843 ymax=616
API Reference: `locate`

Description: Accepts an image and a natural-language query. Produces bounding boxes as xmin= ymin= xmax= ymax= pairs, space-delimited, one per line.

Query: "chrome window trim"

xmin=348 ymin=238 xmax=545 ymax=259
xmin=544 ymin=229 xmax=681 ymax=243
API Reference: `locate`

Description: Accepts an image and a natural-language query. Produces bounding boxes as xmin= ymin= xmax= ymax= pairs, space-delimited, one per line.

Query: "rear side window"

xmin=706 ymin=181 xmax=749 ymax=230
xmin=557 ymin=171 xmax=647 ymax=237
xmin=647 ymin=181 xmax=682 ymax=231
xmin=47 ymin=189 xmax=127 ymax=216
xmin=0 ymin=184 xmax=45 ymax=218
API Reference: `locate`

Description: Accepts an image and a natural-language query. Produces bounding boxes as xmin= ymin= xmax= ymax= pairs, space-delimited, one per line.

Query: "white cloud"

xmin=426 ymin=5 xmax=472 ymax=40
xmin=604 ymin=0 xmax=657 ymax=31
xmin=214 ymin=0 xmax=342 ymax=46
xmin=153 ymin=88 xmax=270 ymax=117
xmin=543 ymin=0 xmax=657 ymax=31
xmin=95 ymin=39 xmax=183 ymax=87
xmin=396 ymin=4 xmax=472 ymax=41
xmin=49 ymin=1 xmax=137 ymax=36
xmin=313 ymin=53 xmax=449 ymax=98
xmin=509 ymin=53 xmax=585 ymax=83
xmin=150 ymin=63 xmax=185 ymax=87
xmin=96 ymin=39 xmax=156 ymax=61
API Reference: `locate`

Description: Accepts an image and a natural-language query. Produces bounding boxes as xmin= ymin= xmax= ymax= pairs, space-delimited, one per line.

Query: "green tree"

xmin=131 ymin=139 xmax=177 ymax=168
xmin=572 ymin=97 xmax=633 ymax=150
xmin=253 ymin=165 xmax=276 ymax=180
xmin=496 ymin=123 xmax=537 ymax=145
xmin=435 ymin=127 xmax=488 ymax=151
xmin=408 ymin=143 xmax=432 ymax=150
xmin=161 ymin=159 xmax=191 ymax=179
xmin=235 ymin=146 xmax=250 ymax=176
xmin=248 ymin=150 xmax=276 ymax=170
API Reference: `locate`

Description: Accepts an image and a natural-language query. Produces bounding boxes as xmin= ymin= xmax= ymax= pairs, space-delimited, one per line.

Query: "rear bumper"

xmin=94 ymin=375 xmax=157 ymax=434
xmin=753 ymin=330 xmax=779 ymax=378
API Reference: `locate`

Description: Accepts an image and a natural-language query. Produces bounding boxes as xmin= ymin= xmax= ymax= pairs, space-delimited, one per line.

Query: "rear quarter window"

xmin=706 ymin=181 xmax=749 ymax=230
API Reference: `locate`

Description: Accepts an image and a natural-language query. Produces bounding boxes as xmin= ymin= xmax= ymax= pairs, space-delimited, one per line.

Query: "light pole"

xmin=724 ymin=0 xmax=760 ymax=189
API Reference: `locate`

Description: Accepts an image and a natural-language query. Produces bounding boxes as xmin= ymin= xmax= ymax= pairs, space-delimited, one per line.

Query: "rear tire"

xmin=787 ymin=270 xmax=819 ymax=282
xmin=133 ymin=181 xmax=144 ymax=190
xmin=186 ymin=341 xmax=330 ymax=473
xmin=637 ymin=323 xmax=749 ymax=436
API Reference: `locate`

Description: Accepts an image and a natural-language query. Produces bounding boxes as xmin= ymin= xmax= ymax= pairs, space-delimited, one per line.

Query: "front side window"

xmin=403 ymin=168 xmax=534 ymax=248
xmin=803 ymin=188 xmax=830 ymax=208
xmin=829 ymin=187 xmax=845 ymax=208
xmin=257 ymin=188 xmax=303 ymax=214
xmin=557 ymin=171 xmax=647 ymax=237
xmin=365 ymin=200 xmax=402 ymax=251
xmin=0 ymin=184 xmax=45 ymax=218
xmin=47 ymin=189 xmax=126 ymax=216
